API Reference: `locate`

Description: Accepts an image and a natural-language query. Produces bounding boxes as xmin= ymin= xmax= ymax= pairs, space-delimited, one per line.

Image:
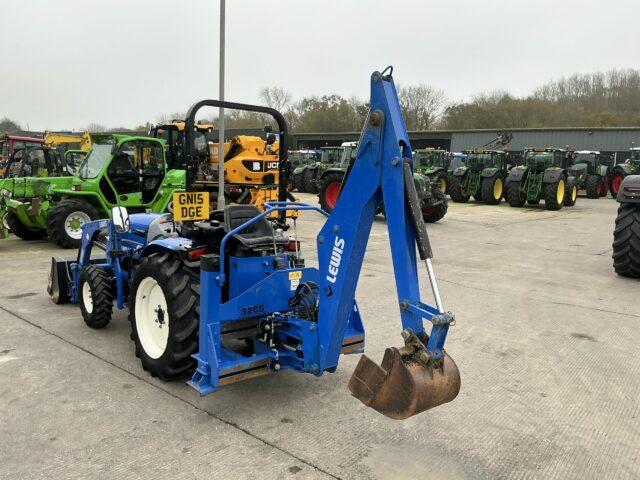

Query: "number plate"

xmin=172 ymin=192 xmax=210 ymax=221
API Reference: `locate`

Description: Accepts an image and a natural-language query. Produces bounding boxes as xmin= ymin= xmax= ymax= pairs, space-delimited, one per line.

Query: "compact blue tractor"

xmin=49 ymin=68 xmax=460 ymax=419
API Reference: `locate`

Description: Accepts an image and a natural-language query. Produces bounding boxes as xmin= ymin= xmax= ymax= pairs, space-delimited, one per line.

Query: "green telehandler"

xmin=449 ymin=149 xmax=512 ymax=204
xmin=505 ymin=147 xmax=578 ymax=210
xmin=0 ymin=134 xmax=184 ymax=247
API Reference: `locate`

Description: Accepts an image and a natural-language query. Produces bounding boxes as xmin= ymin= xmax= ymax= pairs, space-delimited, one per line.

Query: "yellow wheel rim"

xmin=493 ymin=178 xmax=503 ymax=200
xmin=439 ymin=178 xmax=446 ymax=192
xmin=571 ymin=186 xmax=577 ymax=202
xmin=557 ymin=179 xmax=565 ymax=204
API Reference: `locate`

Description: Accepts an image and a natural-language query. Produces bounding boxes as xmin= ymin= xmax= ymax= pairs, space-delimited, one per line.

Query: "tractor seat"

xmin=223 ymin=205 xmax=288 ymax=249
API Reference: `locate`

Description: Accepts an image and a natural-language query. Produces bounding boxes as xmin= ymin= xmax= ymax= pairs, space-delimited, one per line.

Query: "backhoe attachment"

xmin=318 ymin=68 xmax=460 ymax=418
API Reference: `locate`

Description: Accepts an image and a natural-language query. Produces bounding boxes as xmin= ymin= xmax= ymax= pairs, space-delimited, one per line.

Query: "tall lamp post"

xmin=217 ymin=0 xmax=226 ymax=208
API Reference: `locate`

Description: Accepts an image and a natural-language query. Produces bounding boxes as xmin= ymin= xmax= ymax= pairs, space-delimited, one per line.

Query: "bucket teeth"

xmin=348 ymin=346 xmax=460 ymax=420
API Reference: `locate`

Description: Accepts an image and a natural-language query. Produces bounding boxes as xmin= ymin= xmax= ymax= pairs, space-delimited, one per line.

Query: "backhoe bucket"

xmin=348 ymin=346 xmax=460 ymax=420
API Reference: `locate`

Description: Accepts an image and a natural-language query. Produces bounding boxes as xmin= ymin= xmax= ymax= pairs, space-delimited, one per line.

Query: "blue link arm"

xmin=217 ymin=201 xmax=327 ymax=284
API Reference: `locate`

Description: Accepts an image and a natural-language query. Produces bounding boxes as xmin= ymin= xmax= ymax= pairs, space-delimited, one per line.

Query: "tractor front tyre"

xmin=434 ymin=172 xmax=447 ymax=193
xmin=610 ymin=172 xmax=625 ymax=197
xmin=319 ymin=172 xmax=344 ymax=213
xmin=79 ymin=265 xmax=114 ymax=329
xmin=564 ymin=178 xmax=578 ymax=206
xmin=612 ymin=203 xmax=640 ymax=278
xmin=303 ymin=169 xmax=319 ymax=194
xmin=585 ymin=175 xmax=602 ymax=199
xmin=448 ymin=175 xmax=469 ymax=203
xmin=47 ymin=199 xmax=99 ymax=248
xmin=5 ymin=213 xmax=47 ymax=240
xmin=544 ymin=176 xmax=566 ymax=211
xmin=481 ymin=175 xmax=504 ymax=205
xmin=129 ymin=252 xmax=199 ymax=380
xmin=422 ymin=187 xmax=448 ymax=223
xmin=506 ymin=181 xmax=526 ymax=207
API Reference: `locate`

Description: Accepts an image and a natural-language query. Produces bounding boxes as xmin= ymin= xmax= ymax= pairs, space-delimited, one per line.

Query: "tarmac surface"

xmin=0 ymin=193 xmax=638 ymax=479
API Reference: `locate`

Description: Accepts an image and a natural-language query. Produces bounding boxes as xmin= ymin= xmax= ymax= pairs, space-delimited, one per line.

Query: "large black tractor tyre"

xmin=129 ymin=252 xmax=199 ymax=380
xmin=292 ymin=172 xmax=305 ymax=192
xmin=506 ymin=181 xmax=526 ymax=207
xmin=612 ymin=203 xmax=640 ymax=278
xmin=47 ymin=199 xmax=99 ymax=248
xmin=319 ymin=172 xmax=344 ymax=214
xmin=303 ymin=169 xmax=319 ymax=194
xmin=448 ymin=175 xmax=469 ymax=203
xmin=422 ymin=187 xmax=448 ymax=223
xmin=544 ymin=175 xmax=566 ymax=211
xmin=78 ymin=265 xmax=114 ymax=329
xmin=5 ymin=212 xmax=47 ymax=240
xmin=585 ymin=174 xmax=603 ymax=199
xmin=564 ymin=178 xmax=578 ymax=206
xmin=481 ymin=175 xmax=504 ymax=205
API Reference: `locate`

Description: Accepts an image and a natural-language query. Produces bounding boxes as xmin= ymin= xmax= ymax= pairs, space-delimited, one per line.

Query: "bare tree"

xmin=396 ymin=84 xmax=447 ymax=130
xmin=259 ymin=86 xmax=293 ymax=112
xmin=84 ymin=123 xmax=107 ymax=132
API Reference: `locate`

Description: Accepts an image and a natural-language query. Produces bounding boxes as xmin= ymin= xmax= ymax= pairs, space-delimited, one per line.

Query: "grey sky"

xmin=2 ymin=0 xmax=638 ymax=131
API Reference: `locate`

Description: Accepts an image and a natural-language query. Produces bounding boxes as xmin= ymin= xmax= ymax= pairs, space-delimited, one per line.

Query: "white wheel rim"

xmin=64 ymin=211 xmax=92 ymax=239
xmin=82 ymin=281 xmax=93 ymax=313
xmin=135 ymin=277 xmax=169 ymax=359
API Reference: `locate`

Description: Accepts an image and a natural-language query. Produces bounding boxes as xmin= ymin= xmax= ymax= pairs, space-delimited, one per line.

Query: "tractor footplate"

xmin=348 ymin=345 xmax=460 ymax=420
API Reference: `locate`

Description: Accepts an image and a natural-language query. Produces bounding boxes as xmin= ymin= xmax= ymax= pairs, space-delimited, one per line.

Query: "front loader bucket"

xmin=348 ymin=346 xmax=460 ymax=420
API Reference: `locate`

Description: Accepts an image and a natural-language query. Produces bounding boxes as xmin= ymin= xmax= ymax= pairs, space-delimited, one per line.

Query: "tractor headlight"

xmin=0 ymin=189 xmax=11 ymax=198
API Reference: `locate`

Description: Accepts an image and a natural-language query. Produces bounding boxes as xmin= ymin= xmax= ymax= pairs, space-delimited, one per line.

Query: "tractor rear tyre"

xmin=449 ymin=175 xmax=469 ymax=203
xmin=293 ymin=172 xmax=305 ymax=192
xmin=481 ymin=175 xmax=503 ymax=205
xmin=544 ymin=176 xmax=566 ymax=211
xmin=610 ymin=171 xmax=625 ymax=197
xmin=319 ymin=172 xmax=344 ymax=213
xmin=506 ymin=181 xmax=526 ymax=207
xmin=129 ymin=252 xmax=199 ymax=380
xmin=564 ymin=178 xmax=578 ymax=206
xmin=422 ymin=187 xmax=448 ymax=223
xmin=612 ymin=203 xmax=640 ymax=278
xmin=79 ymin=265 xmax=114 ymax=329
xmin=303 ymin=169 xmax=319 ymax=194
xmin=47 ymin=199 xmax=99 ymax=249
xmin=5 ymin=212 xmax=47 ymax=240
xmin=585 ymin=175 xmax=602 ymax=199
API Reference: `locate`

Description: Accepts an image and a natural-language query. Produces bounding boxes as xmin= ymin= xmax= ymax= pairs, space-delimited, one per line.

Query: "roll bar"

xmin=184 ymin=100 xmax=290 ymax=221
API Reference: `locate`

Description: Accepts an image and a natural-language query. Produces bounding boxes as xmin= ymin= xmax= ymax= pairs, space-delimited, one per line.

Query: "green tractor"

xmin=569 ymin=150 xmax=613 ymax=198
xmin=293 ymin=143 xmax=355 ymax=193
xmin=448 ymin=149 xmax=512 ymax=205
xmin=288 ymin=149 xmax=321 ymax=191
xmin=0 ymin=134 xmax=184 ymax=247
xmin=505 ymin=147 xmax=578 ymax=210
xmin=317 ymin=144 xmax=447 ymax=223
xmin=609 ymin=147 xmax=640 ymax=197
xmin=413 ymin=148 xmax=466 ymax=194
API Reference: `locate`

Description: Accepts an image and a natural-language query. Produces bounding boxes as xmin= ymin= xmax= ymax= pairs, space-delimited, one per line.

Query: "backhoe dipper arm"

xmin=315 ymin=69 xmax=460 ymax=418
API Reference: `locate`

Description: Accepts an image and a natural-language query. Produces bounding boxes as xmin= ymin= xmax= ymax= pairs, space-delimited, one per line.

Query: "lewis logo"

xmin=325 ymin=236 xmax=345 ymax=284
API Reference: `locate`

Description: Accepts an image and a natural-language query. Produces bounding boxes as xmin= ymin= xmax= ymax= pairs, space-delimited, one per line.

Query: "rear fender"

xmin=613 ymin=164 xmax=634 ymax=176
xmin=616 ymin=175 xmax=640 ymax=203
xmin=543 ymin=168 xmax=565 ymax=184
xmin=507 ymin=166 xmax=528 ymax=182
xmin=319 ymin=167 xmax=346 ymax=181
xmin=141 ymin=236 xmax=193 ymax=258
xmin=480 ymin=168 xmax=499 ymax=178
